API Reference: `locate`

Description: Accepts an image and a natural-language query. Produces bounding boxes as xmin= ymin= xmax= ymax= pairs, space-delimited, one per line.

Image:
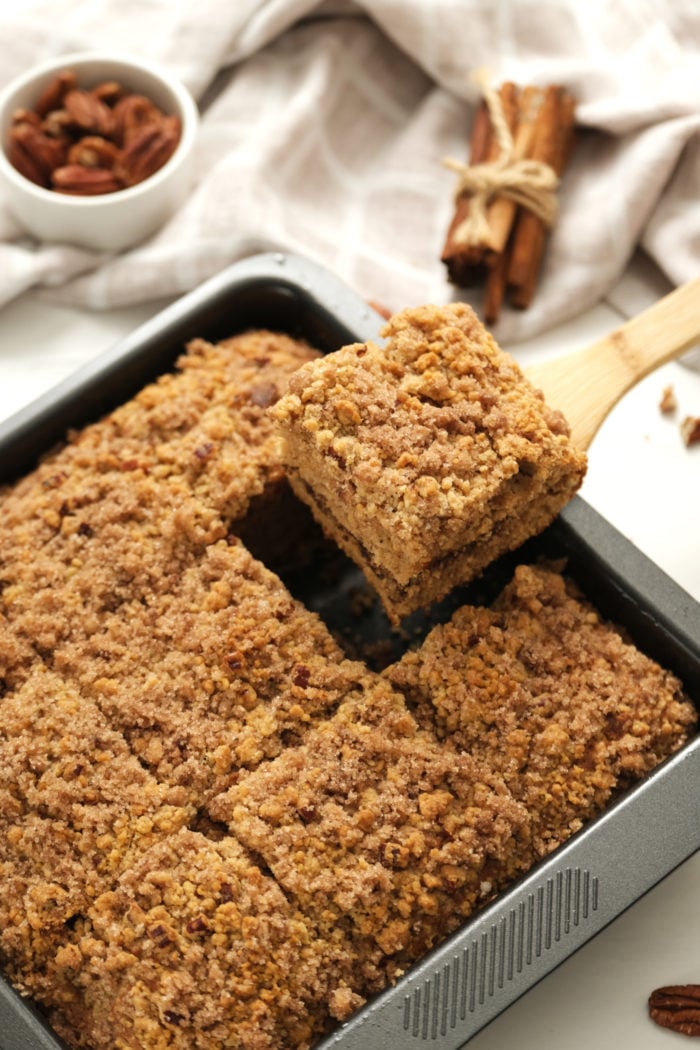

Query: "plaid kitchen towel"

xmin=0 ymin=0 xmax=698 ymax=341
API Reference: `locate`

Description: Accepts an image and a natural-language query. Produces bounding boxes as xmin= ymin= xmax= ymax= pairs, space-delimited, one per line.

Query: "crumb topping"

xmin=385 ymin=563 xmax=696 ymax=857
xmin=51 ymin=829 xmax=357 ymax=1050
xmin=211 ymin=680 xmax=532 ymax=986
xmin=274 ymin=303 xmax=585 ymax=525
xmin=0 ymin=329 xmax=319 ymax=686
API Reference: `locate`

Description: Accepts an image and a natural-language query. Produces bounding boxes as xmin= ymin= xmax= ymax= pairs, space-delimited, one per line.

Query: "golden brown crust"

xmin=210 ymin=680 xmax=532 ymax=989
xmin=385 ymin=563 xmax=697 ymax=857
xmin=50 ymin=829 xmax=359 ymax=1050
xmin=51 ymin=538 xmax=370 ymax=806
xmin=0 ymin=329 xmax=319 ymax=687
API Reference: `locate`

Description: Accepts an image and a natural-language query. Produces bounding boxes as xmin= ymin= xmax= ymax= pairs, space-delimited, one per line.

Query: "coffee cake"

xmin=0 ymin=328 xmax=319 ymax=689
xmin=210 ymin=679 xmax=532 ymax=992
xmin=48 ymin=829 xmax=361 ymax=1050
xmin=385 ymin=563 xmax=697 ymax=858
xmin=273 ymin=302 xmax=587 ymax=620
xmin=0 ymin=317 xmax=693 ymax=1050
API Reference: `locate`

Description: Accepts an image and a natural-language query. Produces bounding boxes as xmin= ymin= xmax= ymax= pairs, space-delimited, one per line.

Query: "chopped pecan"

xmin=248 ymin=381 xmax=279 ymax=408
xmin=147 ymin=923 xmax=173 ymax=947
xmin=41 ymin=471 xmax=68 ymax=490
xmin=226 ymin=651 xmax=245 ymax=671
xmin=297 ymin=801 xmax=317 ymax=823
xmin=649 ymin=985 xmax=700 ymax=1036
xmin=185 ymin=915 xmax=210 ymax=934
xmin=292 ymin=664 xmax=311 ymax=688
xmin=193 ymin=442 xmax=215 ymax=461
xmin=659 ymin=384 xmax=677 ymax=414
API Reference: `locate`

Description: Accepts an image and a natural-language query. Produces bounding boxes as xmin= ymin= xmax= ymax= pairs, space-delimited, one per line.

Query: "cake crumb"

xmin=681 ymin=415 xmax=700 ymax=447
xmin=659 ymin=384 xmax=677 ymax=414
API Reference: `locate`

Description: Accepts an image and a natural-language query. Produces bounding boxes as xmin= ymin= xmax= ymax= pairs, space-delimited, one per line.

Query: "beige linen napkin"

xmin=0 ymin=0 xmax=698 ymax=342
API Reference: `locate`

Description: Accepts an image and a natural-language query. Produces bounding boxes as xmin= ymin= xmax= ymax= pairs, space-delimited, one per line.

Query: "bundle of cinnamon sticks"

xmin=441 ymin=81 xmax=576 ymax=324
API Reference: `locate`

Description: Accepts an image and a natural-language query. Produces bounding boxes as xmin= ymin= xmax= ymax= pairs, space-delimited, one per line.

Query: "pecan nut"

xmin=64 ymin=89 xmax=115 ymax=138
xmin=7 ymin=124 xmax=67 ymax=187
xmin=67 ymin=136 xmax=120 ymax=169
xmin=41 ymin=108 xmax=73 ymax=140
xmin=51 ymin=165 xmax=124 ymax=196
xmin=649 ymin=985 xmax=700 ymax=1036
xmin=34 ymin=70 xmax=78 ymax=117
xmin=112 ymin=93 xmax=164 ymax=146
xmin=6 ymin=68 xmax=182 ymax=198
xmin=11 ymin=107 xmax=42 ymax=128
xmin=90 ymin=80 xmax=125 ymax=106
xmin=116 ymin=119 xmax=181 ymax=186
xmin=6 ymin=138 xmax=47 ymax=187
xmin=11 ymin=124 xmax=67 ymax=173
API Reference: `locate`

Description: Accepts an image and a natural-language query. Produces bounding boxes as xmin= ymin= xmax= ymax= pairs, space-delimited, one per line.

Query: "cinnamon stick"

xmin=466 ymin=80 xmax=518 ymax=261
xmin=441 ymin=82 xmax=517 ymax=285
xmin=441 ymin=100 xmax=492 ymax=286
xmin=483 ymin=246 xmax=510 ymax=325
xmin=440 ymin=78 xmax=576 ymax=319
xmin=507 ymin=86 xmax=575 ymax=309
xmin=482 ymin=85 xmax=541 ymax=260
xmin=481 ymin=85 xmax=543 ymax=323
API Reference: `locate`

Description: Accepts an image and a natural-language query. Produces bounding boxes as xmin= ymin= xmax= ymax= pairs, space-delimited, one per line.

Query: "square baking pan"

xmin=0 ymin=252 xmax=698 ymax=1050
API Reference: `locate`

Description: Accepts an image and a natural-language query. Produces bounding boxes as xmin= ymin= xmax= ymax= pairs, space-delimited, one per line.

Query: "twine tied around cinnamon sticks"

xmin=443 ymin=72 xmax=560 ymax=249
xmin=441 ymin=74 xmax=576 ymax=323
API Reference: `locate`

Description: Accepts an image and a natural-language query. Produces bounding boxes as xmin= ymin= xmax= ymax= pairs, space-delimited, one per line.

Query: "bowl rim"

xmin=0 ymin=49 xmax=199 ymax=208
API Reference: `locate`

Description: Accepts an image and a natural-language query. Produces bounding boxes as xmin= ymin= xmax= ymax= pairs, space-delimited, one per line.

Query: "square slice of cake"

xmin=273 ymin=303 xmax=587 ymax=620
xmin=48 ymin=829 xmax=362 ymax=1050
xmin=384 ymin=563 xmax=698 ymax=858
xmin=210 ymin=680 xmax=531 ymax=990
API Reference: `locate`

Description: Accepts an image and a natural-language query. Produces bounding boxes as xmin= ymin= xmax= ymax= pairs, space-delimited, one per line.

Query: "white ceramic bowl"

xmin=0 ymin=51 xmax=199 ymax=252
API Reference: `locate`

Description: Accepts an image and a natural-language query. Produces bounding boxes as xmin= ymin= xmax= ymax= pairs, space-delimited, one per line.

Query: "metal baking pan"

xmin=0 ymin=252 xmax=698 ymax=1050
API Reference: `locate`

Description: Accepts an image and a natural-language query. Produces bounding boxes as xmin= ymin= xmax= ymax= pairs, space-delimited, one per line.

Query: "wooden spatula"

xmin=523 ymin=278 xmax=700 ymax=450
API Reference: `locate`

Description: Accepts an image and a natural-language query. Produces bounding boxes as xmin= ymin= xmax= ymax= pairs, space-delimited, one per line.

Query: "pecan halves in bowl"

xmin=649 ymin=985 xmax=700 ymax=1037
xmin=5 ymin=70 xmax=182 ymax=196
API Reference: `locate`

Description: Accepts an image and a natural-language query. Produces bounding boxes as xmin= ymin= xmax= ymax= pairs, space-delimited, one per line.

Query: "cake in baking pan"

xmin=0 ymin=317 xmax=692 ymax=1050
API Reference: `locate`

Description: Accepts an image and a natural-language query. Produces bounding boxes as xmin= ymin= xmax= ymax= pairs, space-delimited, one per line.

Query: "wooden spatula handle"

xmin=524 ymin=278 xmax=700 ymax=450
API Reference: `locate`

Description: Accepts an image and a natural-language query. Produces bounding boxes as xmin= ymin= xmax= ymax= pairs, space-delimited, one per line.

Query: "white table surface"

xmin=0 ymin=250 xmax=698 ymax=1050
